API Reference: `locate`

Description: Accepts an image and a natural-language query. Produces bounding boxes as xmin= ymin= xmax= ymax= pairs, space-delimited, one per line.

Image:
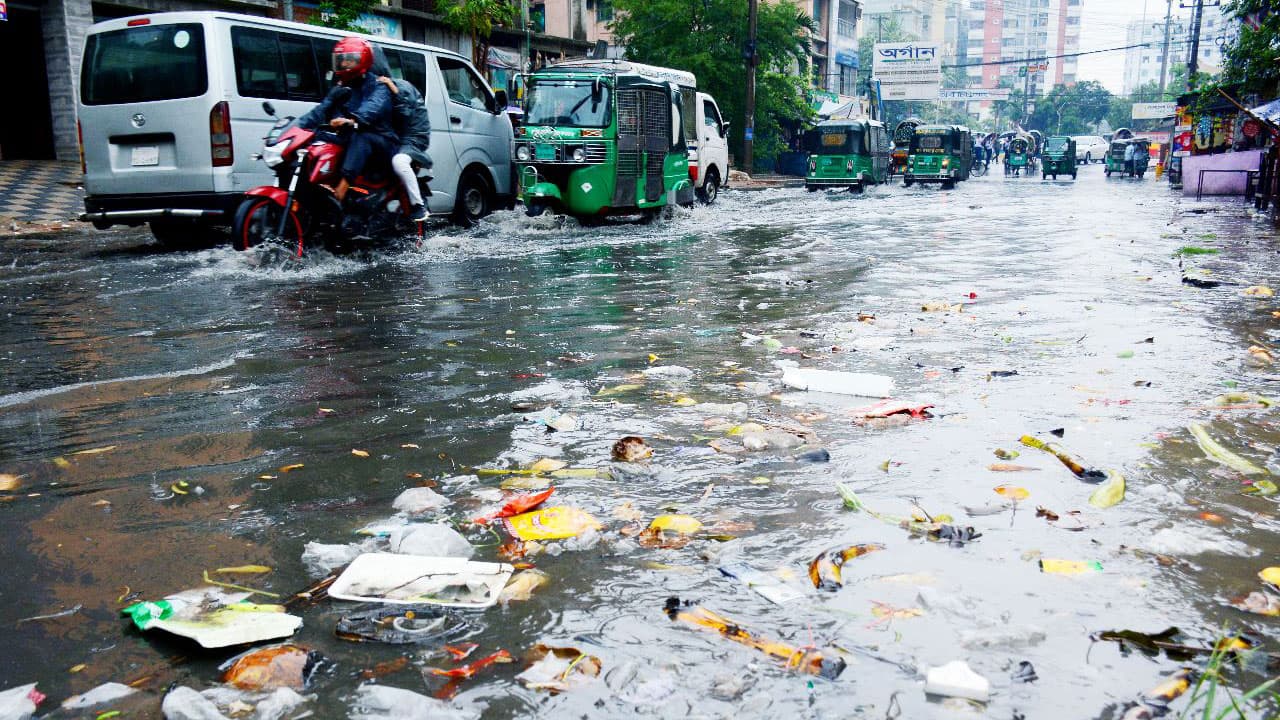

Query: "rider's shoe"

xmin=410 ymin=204 xmax=429 ymax=222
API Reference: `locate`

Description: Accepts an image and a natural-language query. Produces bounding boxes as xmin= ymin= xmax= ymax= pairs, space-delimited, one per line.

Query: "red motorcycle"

xmin=232 ymin=101 xmax=431 ymax=256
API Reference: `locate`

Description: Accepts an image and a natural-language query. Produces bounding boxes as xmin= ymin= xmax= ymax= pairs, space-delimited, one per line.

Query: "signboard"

xmin=1018 ymin=63 xmax=1048 ymax=76
xmin=1243 ymin=119 xmax=1261 ymax=138
xmin=872 ymin=42 xmax=941 ymax=101
xmin=938 ymin=88 xmax=1012 ymax=102
xmin=1132 ymin=102 xmax=1177 ymax=120
xmin=833 ymin=49 xmax=859 ymax=68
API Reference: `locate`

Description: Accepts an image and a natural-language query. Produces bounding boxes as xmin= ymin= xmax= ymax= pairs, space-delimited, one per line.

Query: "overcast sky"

xmin=1078 ymin=0 xmax=1168 ymax=94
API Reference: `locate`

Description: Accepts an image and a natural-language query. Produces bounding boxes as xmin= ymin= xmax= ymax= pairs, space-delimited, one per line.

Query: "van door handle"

xmin=450 ymin=116 xmax=461 ymax=124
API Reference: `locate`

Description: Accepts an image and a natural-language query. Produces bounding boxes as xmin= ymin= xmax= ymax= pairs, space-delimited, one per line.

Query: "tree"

xmin=438 ymin=0 xmax=517 ymax=72
xmin=1028 ymin=81 xmax=1111 ymax=134
xmin=610 ymin=0 xmax=817 ymax=171
xmin=313 ymin=0 xmax=377 ymax=32
xmin=1218 ymin=0 xmax=1280 ymax=97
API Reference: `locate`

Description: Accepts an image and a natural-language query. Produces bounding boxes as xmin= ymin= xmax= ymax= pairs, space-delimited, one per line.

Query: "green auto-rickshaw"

xmin=891 ymin=117 xmax=922 ymax=176
xmin=515 ymin=60 xmax=695 ymax=221
xmin=1105 ymin=138 xmax=1151 ymax=178
xmin=1041 ymin=136 xmax=1077 ymax=180
xmin=1004 ymin=134 xmax=1032 ymax=176
xmin=804 ymin=118 xmax=891 ymax=193
xmin=903 ymin=124 xmax=972 ymax=189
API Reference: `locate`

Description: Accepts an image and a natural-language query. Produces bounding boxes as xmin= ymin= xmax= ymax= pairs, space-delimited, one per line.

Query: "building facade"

xmin=806 ymin=0 xmax=861 ymax=96
xmin=8 ymin=0 xmax=591 ymax=162
xmin=962 ymin=0 xmax=1081 ymax=97
xmin=1122 ymin=4 xmax=1236 ymax=95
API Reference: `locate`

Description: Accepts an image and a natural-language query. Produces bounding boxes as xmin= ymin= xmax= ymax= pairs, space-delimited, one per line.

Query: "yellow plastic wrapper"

xmin=1039 ymin=559 xmax=1103 ymax=575
xmin=649 ymin=514 xmax=703 ymax=534
xmin=504 ymin=506 xmax=602 ymax=541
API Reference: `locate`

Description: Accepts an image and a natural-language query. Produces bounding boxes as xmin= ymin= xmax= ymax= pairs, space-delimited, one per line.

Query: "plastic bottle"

xmin=781 ymin=367 xmax=894 ymax=398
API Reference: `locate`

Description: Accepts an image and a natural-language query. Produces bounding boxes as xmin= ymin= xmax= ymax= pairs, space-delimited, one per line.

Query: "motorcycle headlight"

xmin=516 ymin=144 xmax=531 ymax=162
xmin=571 ymin=147 xmax=586 ymax=163
xmin=262 ymin=139 xmax=290 ymax=168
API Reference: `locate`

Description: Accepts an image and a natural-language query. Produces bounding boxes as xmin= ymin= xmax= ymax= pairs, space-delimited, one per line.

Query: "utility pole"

xmin=1021 ymin=50 xmax=1031 ymax=126
xmin=743 ymin=0 xmax=758 ymax=172
xmin=1157 ymin=0 xmax=1173 ymax=96
xmin=1187 ymin=0 xmax=1204 ymax=87
xmin=877 ymin=16 xmax=884 ymax=42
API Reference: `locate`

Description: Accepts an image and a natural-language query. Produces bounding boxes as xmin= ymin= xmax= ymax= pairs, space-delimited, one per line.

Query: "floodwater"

xmin=1 ymin=165 xmax=1277 ymax=719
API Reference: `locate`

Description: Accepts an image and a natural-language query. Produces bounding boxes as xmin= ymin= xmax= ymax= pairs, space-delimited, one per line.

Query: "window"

xmin=596 ymin=0 xmax=612 ymax=22
xmin=231 ymin=27 xmax=326 ymax=101
xmin=437 ymin=56 xmax=493 ymax=111
xmin=379 ymin=47 xmax=428 ymax=97
xmin=82 ymin=23 xmax=208 ymax=105
xmin=702 ymin=99 xmax=721 ymax=131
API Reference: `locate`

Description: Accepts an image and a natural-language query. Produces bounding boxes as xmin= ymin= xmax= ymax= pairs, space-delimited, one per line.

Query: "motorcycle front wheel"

xmin=232 ymin=197 xmax=304 ymax=253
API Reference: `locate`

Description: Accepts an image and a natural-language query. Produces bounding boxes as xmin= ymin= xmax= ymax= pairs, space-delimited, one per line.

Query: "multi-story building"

xmin=962 ymin=0 xmax=1082 ymax=97
xmin=1122 ymin=5 xmax=1236 ymax=95
xmin=806 ymin=0 xmax=862 ymax=95
xmin=10 ymin=0 xmax=593 ymax=162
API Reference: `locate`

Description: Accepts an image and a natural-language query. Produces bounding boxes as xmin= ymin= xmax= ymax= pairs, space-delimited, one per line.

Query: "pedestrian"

xmin=1123 ymin=141 xmax=1136 ymax=177
xmin=378 ymin=75 xmax=432 ymax=221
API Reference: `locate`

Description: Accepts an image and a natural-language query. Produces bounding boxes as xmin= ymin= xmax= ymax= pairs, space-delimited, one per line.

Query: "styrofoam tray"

xmin=328 ymin=553 xmax=514 ymax=609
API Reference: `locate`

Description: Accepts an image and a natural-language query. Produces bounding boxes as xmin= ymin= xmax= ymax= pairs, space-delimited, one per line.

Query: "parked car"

xmin=78 ymin=11 xmax=514 ymax=244
xmin=1071 ymin=135 xmax=1109 ymax=164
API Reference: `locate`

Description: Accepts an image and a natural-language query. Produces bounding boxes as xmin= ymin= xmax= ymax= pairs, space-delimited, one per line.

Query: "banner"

xmin=872 ymin=42 xmax=941 ymax=101
xmin=938 ymin=88 xmax=1011 ymax=101
xmin=1132 ymin=102 xmax=1177 ymax=120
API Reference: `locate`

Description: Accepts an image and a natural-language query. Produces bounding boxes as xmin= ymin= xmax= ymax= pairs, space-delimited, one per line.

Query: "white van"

xmin=688 ymin=91 xmax=729 ymax=203
xmin=77 ymin=12 xmax=514 ymax=244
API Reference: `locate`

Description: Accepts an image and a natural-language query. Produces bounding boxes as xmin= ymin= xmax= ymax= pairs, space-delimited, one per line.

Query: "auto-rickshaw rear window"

xmin=911 ymin=133 xmax=948 ymax=152
xmin=82 ymin=23 xmax=208 ymax=105
xmin=810 ymin=128 xmax=863 ymax=154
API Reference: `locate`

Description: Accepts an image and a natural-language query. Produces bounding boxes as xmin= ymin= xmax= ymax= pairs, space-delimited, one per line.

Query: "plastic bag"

xmin=392 ymin=487 xmax=451 ymax=515
xmin=0 ymin=684 xmax=42 ymax=720
xmin=161 ymin=686 xmax=229 ymax=720
xmin=388 ymin=524 xmax=473 ymax=558
xmin=348 ymin=684 xmax=477 ymax=720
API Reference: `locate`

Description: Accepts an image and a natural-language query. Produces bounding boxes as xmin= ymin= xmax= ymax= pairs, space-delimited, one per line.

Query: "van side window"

xmin=702 ymin=99 xmax=720 ymax=129
xmin=437 ymin=57 xmax=492 ymax=111
xmin=378 ymin=47 xmax=427 ymax=97
xmin=231 ymin=27 xmax=325 ymax=101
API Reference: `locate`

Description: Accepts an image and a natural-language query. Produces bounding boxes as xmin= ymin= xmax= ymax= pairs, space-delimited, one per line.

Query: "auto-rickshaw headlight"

xmin=571 ymin=147 xmax=586 ymax=163
xmin=942 ymin=157 xmax=950 ymax=168
xmin=516 ymin=144 xmax=531 ymax=161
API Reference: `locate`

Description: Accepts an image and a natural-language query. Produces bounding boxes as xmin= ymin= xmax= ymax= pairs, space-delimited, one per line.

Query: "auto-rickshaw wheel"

xmin=850 ymin=184 xmax=864 ymax=194
xmin=942 ymin=181 xmax=955 ymax=190
xmin=806 ymin=186 xmax=818 ymax=192
xmin=1138 ymin=171 xmax=1145 ymax=179
xmin=1072 ymin=171 xmax=1077 ymax=180
xmin=903 ymin=178 xmax=914 ymax=187
xmin=1105 ymin=169 xmax=1111 ymax=177
xmin=525 ymin=202 xmax=549 ymax=217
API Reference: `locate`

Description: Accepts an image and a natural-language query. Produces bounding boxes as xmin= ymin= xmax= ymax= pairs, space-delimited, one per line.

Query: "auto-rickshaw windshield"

xmin=526 ymin=79 xmax=612 ymax=128
xmin=1045 ymin=137 xmax=1069 ymax=151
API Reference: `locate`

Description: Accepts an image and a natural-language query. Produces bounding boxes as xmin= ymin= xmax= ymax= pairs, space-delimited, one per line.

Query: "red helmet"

xmin=332 ymin=36 xmax=373 ymax=83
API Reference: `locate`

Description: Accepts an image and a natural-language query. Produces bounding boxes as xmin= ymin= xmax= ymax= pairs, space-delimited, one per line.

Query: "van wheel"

xmin=452 ymin=171 xmax=492 ymax=227
xmin=232 ymin=197 xmax=303 ymax=253
xmin=1085 ymin=152 xmax=1092 ymax=164
xmin=697 ymin=169 xmax=720 ymax=204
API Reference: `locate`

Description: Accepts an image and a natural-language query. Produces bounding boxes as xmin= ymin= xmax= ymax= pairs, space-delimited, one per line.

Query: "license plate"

xmin=130 ymin=145 xmax=159 ymax=166
xmin=535 ymin=144 xmax=556 ymax=161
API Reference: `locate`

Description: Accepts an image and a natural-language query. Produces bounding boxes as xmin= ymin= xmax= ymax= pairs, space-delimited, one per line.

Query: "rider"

xmin=378 ymin=74 xmax=432 ymax=222
xmin=298 ymin=36 xmax=397 ymax=203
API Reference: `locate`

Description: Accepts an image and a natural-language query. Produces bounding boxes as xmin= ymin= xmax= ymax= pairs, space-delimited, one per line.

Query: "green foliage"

xmin=1174 ymin=631 xmax=1280 ymax=719
xmin=1029 ymin=81 xmax=1111 ymax=135
xmin=438 ymin=0 xmax=517 ymax=69
xmin=610 ymin=0 xmax=817 ymax=171
xmin=1219 ymin=0 xmax=1280 ymax=97
xmin=312 ymin=0 xmax=376 ymax=32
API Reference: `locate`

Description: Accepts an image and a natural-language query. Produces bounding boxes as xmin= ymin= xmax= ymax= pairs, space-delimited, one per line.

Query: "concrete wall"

xmin=1183 ymin=149 xmax=1265 ymax=196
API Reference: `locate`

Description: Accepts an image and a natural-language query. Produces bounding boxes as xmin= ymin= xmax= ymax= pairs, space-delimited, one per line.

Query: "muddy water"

xmin=1 ymin=167 xmax=1277 ymax=718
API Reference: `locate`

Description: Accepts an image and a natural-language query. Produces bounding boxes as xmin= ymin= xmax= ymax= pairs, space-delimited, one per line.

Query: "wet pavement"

xmin=1 ymin=164 xmax=1277 ymax=719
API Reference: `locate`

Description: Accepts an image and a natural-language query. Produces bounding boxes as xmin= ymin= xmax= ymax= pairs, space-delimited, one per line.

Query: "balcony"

xmin=836 ymin=18 xmax=857 ymax=37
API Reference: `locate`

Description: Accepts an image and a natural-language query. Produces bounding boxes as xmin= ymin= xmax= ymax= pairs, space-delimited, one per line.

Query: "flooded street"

xmin=2 ymin=167 xmax=1277 ymax=718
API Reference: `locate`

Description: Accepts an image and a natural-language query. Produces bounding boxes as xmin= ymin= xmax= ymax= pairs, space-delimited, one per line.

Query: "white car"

xmin=1072 ymin=135 xmax=1109 ymax=164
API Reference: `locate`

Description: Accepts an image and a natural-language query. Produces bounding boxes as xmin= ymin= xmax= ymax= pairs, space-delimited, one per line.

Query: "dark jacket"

xmin=389 ymin=78 xmax=431 ymax=162
xmin=299 ymin=74 xmax=397 ymax=147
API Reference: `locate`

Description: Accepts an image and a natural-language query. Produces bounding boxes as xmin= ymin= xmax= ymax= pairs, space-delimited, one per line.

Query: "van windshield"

xmin=82 ymin=23 xmax=207 ymax=105
xmin=526 ymin=80 xmax=612 ymax=128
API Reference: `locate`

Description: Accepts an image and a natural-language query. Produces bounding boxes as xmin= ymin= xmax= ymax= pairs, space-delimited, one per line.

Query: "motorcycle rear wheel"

xmin=232 ymin=197 xmax=304 ymax=253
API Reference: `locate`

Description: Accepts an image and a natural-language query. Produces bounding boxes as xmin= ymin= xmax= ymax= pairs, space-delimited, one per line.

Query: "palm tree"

xmin=439 ymin=0 xmax=517 ymax=71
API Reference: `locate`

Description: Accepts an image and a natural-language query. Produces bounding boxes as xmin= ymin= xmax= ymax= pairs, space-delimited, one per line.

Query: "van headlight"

xmin=262 ymin=139 xmax=289 ymax=168
xmin=571 ymin=147 xmax=585 ymax=163
xmin=516 ymin=144 xmax=531 ymax=162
